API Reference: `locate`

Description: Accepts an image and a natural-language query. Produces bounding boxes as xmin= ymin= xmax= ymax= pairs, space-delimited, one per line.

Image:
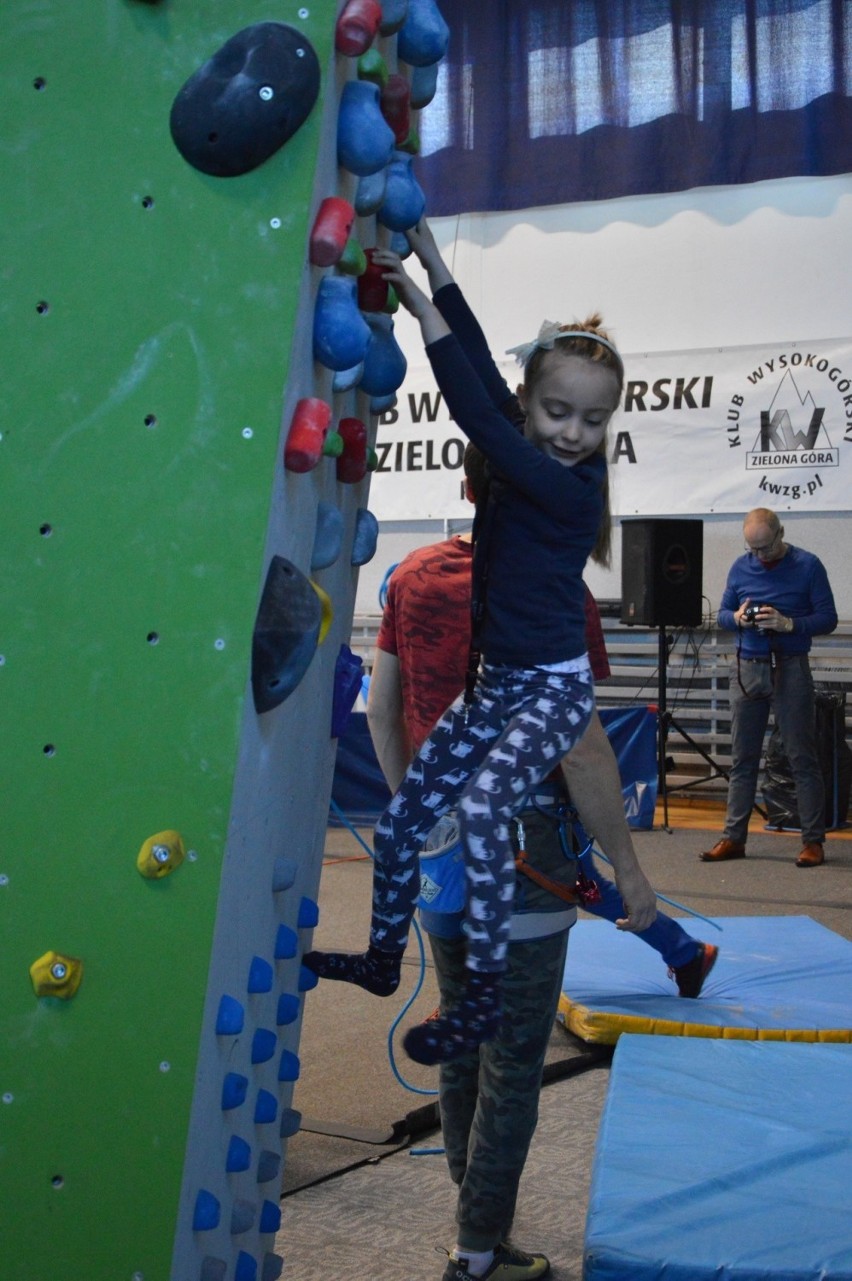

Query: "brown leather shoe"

xmin=795 ymin=842 xmax=825 ymax=868
xmin=700 ymin=838 xmax=746 ymax=862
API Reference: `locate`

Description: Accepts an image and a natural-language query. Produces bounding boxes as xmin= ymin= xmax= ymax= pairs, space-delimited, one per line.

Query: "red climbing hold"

xmin=309 ymin=197 xmax=356 ymax=268
xmin=357 ymin=248 xmax=390 ymax=313
xmin=335 ymin=0 xmax=382 ymax=57
xmin=380 ymin=74 xmax=411 ymax=145
xmin=284 ymin=398 xmax=332 ymax=473
xmin=336 ymin=418 xmax=368 ymax=484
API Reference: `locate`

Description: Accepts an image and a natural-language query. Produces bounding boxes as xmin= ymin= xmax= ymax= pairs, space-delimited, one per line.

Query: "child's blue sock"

xmin=403 ymin=972 xmax=502 ymax=1065
xmin=302 ymin=943 xmax=404 ymax=996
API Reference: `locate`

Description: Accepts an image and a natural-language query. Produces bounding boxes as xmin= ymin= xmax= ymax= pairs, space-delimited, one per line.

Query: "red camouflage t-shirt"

xmin=376 ymin=536 xmax=610 ymax=754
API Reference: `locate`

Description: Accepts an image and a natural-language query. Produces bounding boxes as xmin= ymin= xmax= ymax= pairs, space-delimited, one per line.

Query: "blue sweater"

xmin=426 ymin=285 xmax=605 ymax=667
xmin=718 ymin=544 xmax=837 ymax=657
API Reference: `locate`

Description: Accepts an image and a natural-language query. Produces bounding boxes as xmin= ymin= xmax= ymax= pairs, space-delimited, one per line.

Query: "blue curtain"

xmin=416 ymin=0 xmax=852 ymax=214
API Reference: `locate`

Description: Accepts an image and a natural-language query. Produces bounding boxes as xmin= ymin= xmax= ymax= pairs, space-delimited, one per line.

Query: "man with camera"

xmin=702 ymin=507 xmax=837 ymax=868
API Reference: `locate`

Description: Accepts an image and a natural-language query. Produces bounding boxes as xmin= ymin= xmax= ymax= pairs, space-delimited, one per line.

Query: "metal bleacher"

xmin=349 ymin=612 xmax=852 ymax=803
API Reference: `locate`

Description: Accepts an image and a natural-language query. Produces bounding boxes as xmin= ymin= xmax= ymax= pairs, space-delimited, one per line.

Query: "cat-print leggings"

xmin=370 ymin=657 xmax=596 ymax=973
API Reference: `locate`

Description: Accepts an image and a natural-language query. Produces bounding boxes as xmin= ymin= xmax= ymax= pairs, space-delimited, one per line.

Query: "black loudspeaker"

xmin=620 ymin=518 xmax=704 ymax=627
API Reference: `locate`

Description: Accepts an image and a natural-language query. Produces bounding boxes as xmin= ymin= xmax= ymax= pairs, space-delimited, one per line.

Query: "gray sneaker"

xmin=441 ymin=1242 xmax=550 ymax=1280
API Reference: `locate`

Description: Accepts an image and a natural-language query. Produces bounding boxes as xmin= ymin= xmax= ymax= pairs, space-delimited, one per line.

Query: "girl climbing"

xmin=304 ymin=220 xmax=656 ymax=1064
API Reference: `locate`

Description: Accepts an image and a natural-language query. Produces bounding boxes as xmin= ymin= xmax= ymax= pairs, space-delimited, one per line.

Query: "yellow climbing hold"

xmin=29 ymin=950 xmax=84 ymax=999
xmin=136 ymin=829 xmax=186 ymax=880
xmin=310 ymin=581 xmax=334 ymax=644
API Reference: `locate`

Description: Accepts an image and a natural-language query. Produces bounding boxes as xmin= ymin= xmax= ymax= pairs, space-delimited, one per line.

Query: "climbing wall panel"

xmin=1 ymin=2 xmax=448 ymax=1279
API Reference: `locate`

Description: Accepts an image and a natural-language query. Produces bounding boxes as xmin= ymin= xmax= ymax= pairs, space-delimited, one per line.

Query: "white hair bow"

xmin=505 ymin=320 xmax=564 ymax=367
xmin=506 ymin=320 xmax=624 ymax=375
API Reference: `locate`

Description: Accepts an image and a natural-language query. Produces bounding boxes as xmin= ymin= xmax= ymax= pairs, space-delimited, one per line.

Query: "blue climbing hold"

xmin=360 ymin=313 xmax=408 ymax=397
xmin=193 ymin=1189 xmax=221 ymax=1231
xmin=354 ymin=167 xmax=388 ymax=216
xmin=235 ymin=1251 xmax=258 ymax=1281
xmin=276 ymin=992 xmax=300 ymax=1025
xmin=277 ymin=1050 xmax=301 ymax=1082
xmin=391 ymin=230 xmax=414 ymax=258
xmin=259 ymin=1200 xmax=282 ymax=1235
xmin=379 ymin=0 xmax=409 ymax=35
xmin=311 ymin=501 xmax=344 ymax=572
xmin=331 ymin=644 xmax=365 ymax=739
xmin=254 ymin=1089 xmax=278 ymax=1125
xmin=274 ymin=924 xmax=298 ymax=960
xmin=262 ymin=1254 xmax=285 ymax=1281
xmin=313 ymin=275 xmax=371 ymax=372
xmin=251 ymin=1028 xmax=278 ymax=1064
xmin=398 ymin=0 xmax=450 ymax=67
xmin=247 ymin=955 xmax=274 ymax=994
xmin=377 ymin=154 xmax=426 ymax=232
xmin=332 ymin=361 xmax=365 ymax=393
xmin=279 ymin=1106 xmax=302 ymax=1138
xmin=231 ymin=1200 xmax=255 ymax=1235
xmin=297 ymin=896 xmax=320 ymax=929
xmin=370 ymin=392 xmax=398 ymax=415
xmin=337 ymin=79 xmax=395 ymax=175
xmin=352 ymin=508 xmax=379 ymax=567
xmin=411 ymin=60 xmax=441 ymax=109
xmin=257 ymin=1150 xmax=282 ymax=1184
xmin=221 ymin=1072 xmax=249 ymax=1111
xmin=215 ymin=995 xmax=245 ymax=1036
xmin=272 ymin=856 xmax=298 ymax=892
xmin=226 ymin=1135 xmax=252 ymax=1173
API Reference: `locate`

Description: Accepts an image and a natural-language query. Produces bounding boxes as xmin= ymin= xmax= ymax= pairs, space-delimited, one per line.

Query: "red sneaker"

xmin=670 ymin=943 xmax=719 ymax=998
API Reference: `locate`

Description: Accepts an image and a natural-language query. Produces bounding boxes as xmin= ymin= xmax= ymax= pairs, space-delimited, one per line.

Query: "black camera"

xmin=742 ymin=603 xmax=761 ymax=622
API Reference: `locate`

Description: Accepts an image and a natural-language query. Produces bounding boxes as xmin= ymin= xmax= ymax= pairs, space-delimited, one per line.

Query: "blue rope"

xmin=325 ymin=793 xmax=722 ymax=1119
xmin=533 ymin=797 xmax=723 ymax=933
xmin=386 ymin=915 xmax=439 ymax=1097
xmin=327 ymin=797 xmax=438 ymax=1097
xmin=329 ymin=797 xmax=374 ymax=857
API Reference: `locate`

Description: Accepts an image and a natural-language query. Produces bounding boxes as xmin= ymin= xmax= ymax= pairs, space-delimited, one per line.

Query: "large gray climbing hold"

xmin=170 ymin=23 xmax=320 ymax=177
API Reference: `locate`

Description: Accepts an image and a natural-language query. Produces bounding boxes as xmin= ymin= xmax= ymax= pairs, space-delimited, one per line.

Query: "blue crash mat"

xmin=585 ymin=1035 xmax=852 ymax=1281
xmin=558 ymin=915 xmax=852 ymax=1043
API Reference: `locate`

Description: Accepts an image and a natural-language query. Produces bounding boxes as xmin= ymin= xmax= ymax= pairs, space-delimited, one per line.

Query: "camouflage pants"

xmin=427 ymin=924 xmax=570 ymax=1253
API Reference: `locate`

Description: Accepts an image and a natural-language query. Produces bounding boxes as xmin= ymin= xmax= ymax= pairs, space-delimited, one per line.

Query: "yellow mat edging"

xmin=557 ymin=995 xmax=852 ymax=1045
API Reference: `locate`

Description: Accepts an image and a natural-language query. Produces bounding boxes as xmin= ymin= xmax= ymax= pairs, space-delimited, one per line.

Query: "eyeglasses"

xmin=745 ymin=531 xmax=781 ymax=557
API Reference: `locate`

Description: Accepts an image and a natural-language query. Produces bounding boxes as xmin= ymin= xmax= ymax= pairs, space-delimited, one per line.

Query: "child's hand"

xmin=405 ymin=218 xmax=454 ymax=291
xmin=371 ymin=246 xmax=451 ymax=345
xmin=371 ymin=247 xmax=431 ymax=318
xmin=405 ymin=218 xmax=440 ymax=265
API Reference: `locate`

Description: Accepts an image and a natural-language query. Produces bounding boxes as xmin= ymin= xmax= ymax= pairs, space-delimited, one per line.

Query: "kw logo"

xmin=726 ymin=350 xmax=850 ymax=505
xmin=746 ymin=369 xmax=838 ymax=472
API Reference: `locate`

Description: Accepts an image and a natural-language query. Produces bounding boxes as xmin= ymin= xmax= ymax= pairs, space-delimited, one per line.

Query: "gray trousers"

xmin=427 ymin=926 xmax=569 ymax=1253
xmin=725 ymin=654 xmax=825 ymax=845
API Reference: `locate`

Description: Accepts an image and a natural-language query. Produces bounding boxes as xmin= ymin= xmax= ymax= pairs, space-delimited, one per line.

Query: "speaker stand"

xmin=655 ymin=627 xmax=741 ymax=832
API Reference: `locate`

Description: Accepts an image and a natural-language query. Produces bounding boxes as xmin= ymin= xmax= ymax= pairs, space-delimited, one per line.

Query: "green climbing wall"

xmin=0 ymin=3 xmax=341 ymax=1279
xmin=1 ymin=0 xmax=444 ymax=1275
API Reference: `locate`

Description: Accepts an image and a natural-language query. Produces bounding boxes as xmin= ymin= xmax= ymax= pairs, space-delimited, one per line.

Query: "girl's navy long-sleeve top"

xmin=426 ymin=284 xmax=605 ymax=668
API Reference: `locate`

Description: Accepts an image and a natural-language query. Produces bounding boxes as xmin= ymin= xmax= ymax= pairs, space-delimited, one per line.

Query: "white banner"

xmin=368 ymin=336 xmax=852 ymax=519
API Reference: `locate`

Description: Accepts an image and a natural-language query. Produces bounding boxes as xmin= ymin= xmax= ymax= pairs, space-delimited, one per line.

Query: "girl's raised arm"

xmin=372 ymin=247 xmax=450 ymax=346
